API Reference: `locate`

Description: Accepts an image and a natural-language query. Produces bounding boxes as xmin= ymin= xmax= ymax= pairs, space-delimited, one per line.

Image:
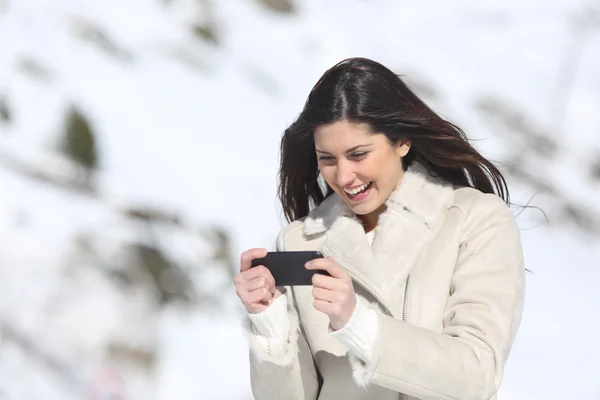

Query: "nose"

xmin=335 ymin=160 xmax=356 ymax=187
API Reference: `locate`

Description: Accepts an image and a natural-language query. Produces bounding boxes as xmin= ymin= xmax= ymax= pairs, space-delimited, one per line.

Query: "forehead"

xmin=314 ymin=121 xmax=378 ymax=150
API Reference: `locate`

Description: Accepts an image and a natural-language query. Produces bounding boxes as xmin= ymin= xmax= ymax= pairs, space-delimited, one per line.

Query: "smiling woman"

xmin=313 ymin=121 xmax=410 ymax=231
xmin=234 ymin=57 xmax=525 ymax=400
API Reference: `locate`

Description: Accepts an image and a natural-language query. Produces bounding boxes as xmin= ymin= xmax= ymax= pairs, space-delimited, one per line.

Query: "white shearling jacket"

xmin=245 ymin=163 xmax=525 ymax=400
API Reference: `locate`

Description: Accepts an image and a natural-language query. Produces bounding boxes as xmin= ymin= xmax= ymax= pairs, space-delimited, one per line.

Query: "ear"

xmin=395 ymin=140 xmax=411 ymax=157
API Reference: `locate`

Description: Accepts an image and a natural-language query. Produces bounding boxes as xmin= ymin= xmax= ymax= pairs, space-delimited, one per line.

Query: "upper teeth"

xmin=344 ymin=182 xmax=370 ymax=195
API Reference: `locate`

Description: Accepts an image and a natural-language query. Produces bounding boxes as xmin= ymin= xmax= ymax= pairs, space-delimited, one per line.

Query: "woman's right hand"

xmin=235 ymin=248 xmax=283 ymax=314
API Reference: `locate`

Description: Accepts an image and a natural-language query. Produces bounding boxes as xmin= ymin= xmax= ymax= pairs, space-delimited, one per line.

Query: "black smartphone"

xmin=250 ymin=251 xmax=330 ymax=286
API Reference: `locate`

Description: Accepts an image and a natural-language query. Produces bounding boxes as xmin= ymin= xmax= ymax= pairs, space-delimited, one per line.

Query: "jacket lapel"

xmin=303 ymin=162 xmax=456 ymax=314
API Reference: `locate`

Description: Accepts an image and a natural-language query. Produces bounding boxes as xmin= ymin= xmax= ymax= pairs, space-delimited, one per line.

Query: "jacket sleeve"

xmin=246 ymin=227 xmax=320 ymax=400
xmin=365 ymin=193 xmax=526 ymax=400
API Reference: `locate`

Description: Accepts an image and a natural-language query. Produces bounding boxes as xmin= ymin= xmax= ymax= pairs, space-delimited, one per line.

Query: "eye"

xmin=351 ymin=152 xmax=368 ymax=160
xmin=318 ymin=155 xmax=334 ymax=162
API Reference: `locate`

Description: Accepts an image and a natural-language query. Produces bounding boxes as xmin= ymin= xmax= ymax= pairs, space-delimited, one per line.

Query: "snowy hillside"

xmin=1 ymin=0 xmax=600 ymax=399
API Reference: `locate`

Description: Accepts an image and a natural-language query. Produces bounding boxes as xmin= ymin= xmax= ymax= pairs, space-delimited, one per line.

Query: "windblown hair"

xmin=278 ymin=57 xmax=509 ymax=223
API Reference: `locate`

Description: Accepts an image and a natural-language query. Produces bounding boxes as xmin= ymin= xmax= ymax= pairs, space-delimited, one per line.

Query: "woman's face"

xmin=314 ymin=120 xmax=410 ymax=220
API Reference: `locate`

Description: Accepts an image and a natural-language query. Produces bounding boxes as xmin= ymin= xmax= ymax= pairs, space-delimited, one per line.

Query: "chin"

xmin=349 ymin=202 xmax=378 ymax=216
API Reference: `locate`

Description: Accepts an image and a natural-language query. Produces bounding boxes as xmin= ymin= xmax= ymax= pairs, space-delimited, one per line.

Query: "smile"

xmin=343 ymin=182 xmax=372 ymax=197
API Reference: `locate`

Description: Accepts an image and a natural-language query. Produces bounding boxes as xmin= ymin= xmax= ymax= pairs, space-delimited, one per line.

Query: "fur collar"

xmin=303 ymin=162 xmax=456 ymax=308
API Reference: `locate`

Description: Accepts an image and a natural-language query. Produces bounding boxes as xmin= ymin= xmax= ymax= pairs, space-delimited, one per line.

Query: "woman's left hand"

xmin=305 ymin=256 xmax=356 ymax=331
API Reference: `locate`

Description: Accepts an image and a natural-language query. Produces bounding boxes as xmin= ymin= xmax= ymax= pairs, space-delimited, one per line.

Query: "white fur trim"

xmin=303 ymin=192 xmax=354 ymax=236
xmin=243 ymin=294 xmax=301 ymax=366
xmin=323 ymin=216 xmax=388 ymax=289
xmin=385 ymin=161 xmax=454 ymax=227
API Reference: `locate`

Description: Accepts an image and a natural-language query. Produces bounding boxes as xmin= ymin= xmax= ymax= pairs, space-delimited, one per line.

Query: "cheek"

xmin=318 ymin=166 xmax=335 ymax=185
xmin=371 ymin=156 xmax=402 ymax=187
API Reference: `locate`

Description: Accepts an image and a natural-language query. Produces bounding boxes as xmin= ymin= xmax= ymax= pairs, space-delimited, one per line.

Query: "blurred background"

xmin=1 ymin=0 xmax=600 ymax=399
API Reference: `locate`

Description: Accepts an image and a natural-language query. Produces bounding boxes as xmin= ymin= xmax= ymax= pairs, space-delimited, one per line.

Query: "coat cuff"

xmin=248 ymin=293 xmax=290 ymax=337
xmin=330 ymin=295 xmax=381 ymax=387
xmin=244 ymin=291 xmax=300 ymax=367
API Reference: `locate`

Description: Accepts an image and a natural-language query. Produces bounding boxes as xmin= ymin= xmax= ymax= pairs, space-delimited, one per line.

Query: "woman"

xmin=235 ymin=57 xmax=525 ymax=400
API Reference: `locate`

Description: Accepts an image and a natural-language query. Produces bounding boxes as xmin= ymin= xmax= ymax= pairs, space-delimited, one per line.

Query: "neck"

xmin=358 ymin=203 xmax=387 ymax=232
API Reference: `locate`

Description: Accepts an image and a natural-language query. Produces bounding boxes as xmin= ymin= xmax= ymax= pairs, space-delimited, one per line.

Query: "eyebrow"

xmin=315 ymin=144 xmax=372 ymax=155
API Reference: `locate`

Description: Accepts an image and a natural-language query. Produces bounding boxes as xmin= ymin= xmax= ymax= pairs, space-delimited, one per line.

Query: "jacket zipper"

xmin=325 ymin=249 xmax=410 ymax=400
xmin=402 ymin=276 xmax=410 ymax=322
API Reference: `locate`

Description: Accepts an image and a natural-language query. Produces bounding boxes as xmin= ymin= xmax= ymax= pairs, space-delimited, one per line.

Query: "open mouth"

xmin=343 ymin=181 xmax=372 ymax=200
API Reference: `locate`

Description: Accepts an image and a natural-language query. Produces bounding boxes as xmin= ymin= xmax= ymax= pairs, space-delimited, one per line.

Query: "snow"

xmin=1 ymin=0 xmax=600 ymax=399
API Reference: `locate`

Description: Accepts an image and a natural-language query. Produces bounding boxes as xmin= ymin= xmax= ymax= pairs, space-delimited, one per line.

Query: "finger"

xmin=246 ymin=287 xmax=273 ymax=305
xmin=240 ymin=248 xmax=268 ymax=272
xmin=313 ymin=299 xmax=332 ymax=315
xmin=312 ymin=273 xmax=345 ymax=290
xmin=312 ymin=287 xmax=338 ymax=303
xmin=244 ymin=276 xmax=273 ymax=293
xmin=239 ymin=265 xmax=276 ymax=288
xmin=305 ymin=256 xmax=346 ymax=278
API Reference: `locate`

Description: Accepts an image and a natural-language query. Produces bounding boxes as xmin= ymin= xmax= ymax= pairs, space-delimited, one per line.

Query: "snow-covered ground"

xmin=1 ymin=0 xmax=600 ymax=399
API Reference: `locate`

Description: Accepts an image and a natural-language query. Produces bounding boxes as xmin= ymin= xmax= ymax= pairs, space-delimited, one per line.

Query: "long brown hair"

xmin=278 ymin=57 xmax=510 ymax=223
